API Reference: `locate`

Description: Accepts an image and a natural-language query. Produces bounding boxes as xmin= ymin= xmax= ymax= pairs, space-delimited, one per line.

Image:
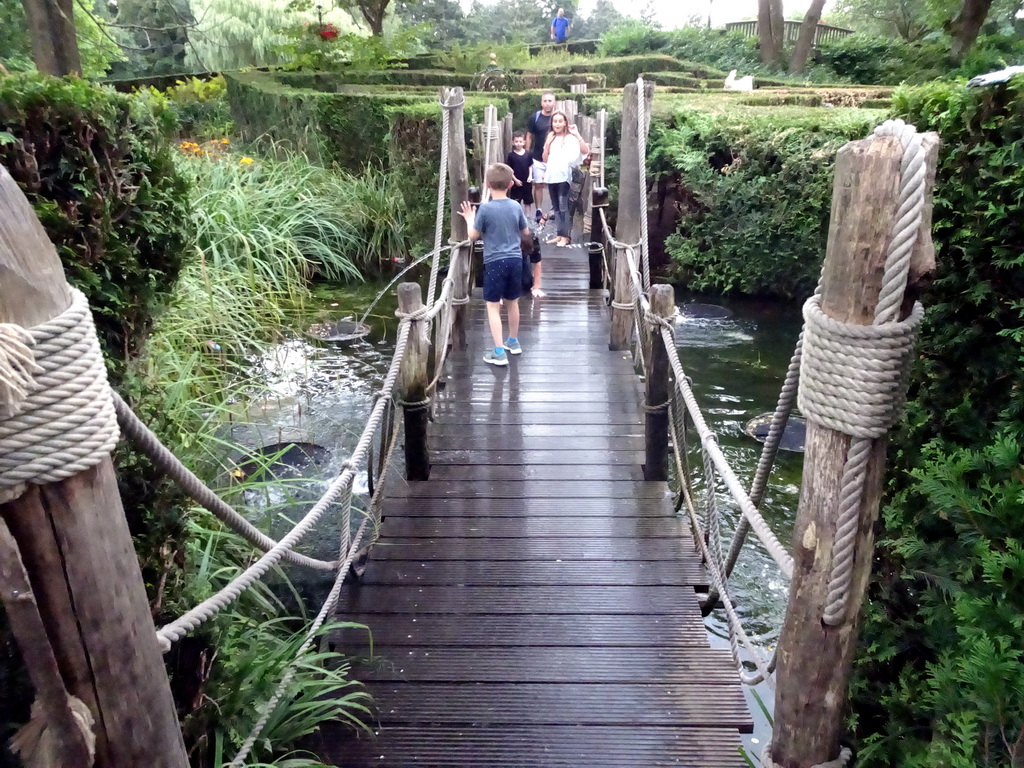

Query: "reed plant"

xmin=175 ymin=520 xmax=372 ymax=767
xmin=140 ymin=147 xmax=406 ymax=454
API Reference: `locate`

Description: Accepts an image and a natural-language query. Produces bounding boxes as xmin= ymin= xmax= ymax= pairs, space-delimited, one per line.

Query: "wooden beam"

xmin=0 ymin=166 xmax=188 ymax=767
xmin=770 ymin=132 xmax=939 ymax=767
xmin=643 ymin=285 xmax=673 ymax=481
xmin=398 ymin=283 xmax=430 ymax=481
xmin=443 ymin=88 xmax=472 ymax=351
xmin=610 ymin=82 xmax=654 ymax=351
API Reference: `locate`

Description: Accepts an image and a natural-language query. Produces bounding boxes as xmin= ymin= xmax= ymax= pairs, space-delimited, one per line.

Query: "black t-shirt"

xmin=506 ymin=150 xmax=533 ymax=185
xmin=527 ymin=111 xmax=552 ymax=161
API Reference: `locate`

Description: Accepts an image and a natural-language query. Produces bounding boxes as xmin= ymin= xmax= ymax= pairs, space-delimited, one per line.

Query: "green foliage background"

xmin=650 ymin=101 xmax=883 ymax=298
xmin=850 ymin=77 xmax=1024 ymax=767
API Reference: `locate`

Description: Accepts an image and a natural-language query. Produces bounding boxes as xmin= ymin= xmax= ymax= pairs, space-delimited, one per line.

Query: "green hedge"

xmin=850 ymin=76 xmax=1024 ymax=768
xmin=533 ymin=54 xmax=717 ymax=88
xmin=654 ymin=104 xmax=883 ymax=298
xmin=0 ymin=74 xmax=191 ymax=371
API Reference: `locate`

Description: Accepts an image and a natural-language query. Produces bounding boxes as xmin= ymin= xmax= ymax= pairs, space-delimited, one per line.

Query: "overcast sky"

xmin=578 ymin=0 xmax=838 ymax=28
xmin=457 ymin=1 xmax=838 ymax=29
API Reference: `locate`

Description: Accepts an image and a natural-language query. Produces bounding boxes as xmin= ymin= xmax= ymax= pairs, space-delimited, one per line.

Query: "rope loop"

xmin=0 ymin=324 xmax=41 ymax=415
xmin=610 ymin=300 xmax=634 ymax=311
xmin=798 ymin=294 xmax=923 ymax=439
xmin=641 ymin=399 xmax=670 ymax=413
xmin=395 ymin=304 xmax=433 ymax=322
xmin=761 ymin=743 xmax=853 ymax=768
xmin=0 ymin=289 xmax=119 ymax=491
xmin=398 ymin=397 xmax=431 ymax=412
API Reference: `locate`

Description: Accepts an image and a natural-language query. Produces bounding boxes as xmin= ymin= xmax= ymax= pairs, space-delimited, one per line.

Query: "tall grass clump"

xmin=172 ymin=520 xmax=371 ymax=767
xmin=142 ymin=147 xmax=406 ymax=450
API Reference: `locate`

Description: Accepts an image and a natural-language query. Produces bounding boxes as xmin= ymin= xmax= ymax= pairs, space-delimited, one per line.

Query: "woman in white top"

xmin=542 ymin=111 xmax=590 ymax=247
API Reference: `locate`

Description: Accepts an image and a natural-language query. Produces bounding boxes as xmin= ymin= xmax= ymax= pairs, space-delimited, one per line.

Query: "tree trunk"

xmin=788 ymin=0 xmax=827 ymax=74
xmin=758 ymin=0 xmax=779 ymax=65
xmin=949 ymin=0 xmax=995 ymax=61
xmin=20 ymin=0 xmax=81 ymax=76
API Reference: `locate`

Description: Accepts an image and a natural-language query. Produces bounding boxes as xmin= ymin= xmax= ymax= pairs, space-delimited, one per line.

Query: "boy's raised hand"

xmin=458 ymin=201 xmax=474 ymax=221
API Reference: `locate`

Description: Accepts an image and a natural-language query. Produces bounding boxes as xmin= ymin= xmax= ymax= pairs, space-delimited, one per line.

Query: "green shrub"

xmin=817 ymin=34 xmax=942 ymax=85
xmin=0 ymin=73 xmax=191 ymax=375
xmin=850 ymin=76 xmax=1024 ymax=768
xmin=597 ymin=19 xmax=671 ymax=57
xmin=161 ymin=75 xmax=234 ymax=140
xmin=656 ymin=105 xmax=881 ymax=298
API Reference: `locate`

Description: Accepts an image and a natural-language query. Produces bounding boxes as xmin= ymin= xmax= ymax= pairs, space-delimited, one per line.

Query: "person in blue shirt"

xmin=458 ymin=163 xmax=531 ymax=367
xmin=550 ymin=8 xmax=571 ymax=44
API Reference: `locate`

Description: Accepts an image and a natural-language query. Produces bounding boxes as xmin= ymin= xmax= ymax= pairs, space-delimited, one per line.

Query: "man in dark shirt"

xmin=550 ymin=8 xmax=571 ymax=44
xmin=525 ymin=91 xmax=556 ymax=222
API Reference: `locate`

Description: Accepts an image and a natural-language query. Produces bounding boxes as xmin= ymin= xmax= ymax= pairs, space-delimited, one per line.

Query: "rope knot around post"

xmin=797 ymin=295 xmax=923 ymax=439
xmin=762 ymin=742 xmax=853 ymax=768
xmin=0 ymin=288 xmax=120 ymax=499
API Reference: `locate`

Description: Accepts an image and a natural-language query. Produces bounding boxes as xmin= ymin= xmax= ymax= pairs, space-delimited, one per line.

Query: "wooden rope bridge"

xmin=0 ymin=80 xmax=939 ymax=768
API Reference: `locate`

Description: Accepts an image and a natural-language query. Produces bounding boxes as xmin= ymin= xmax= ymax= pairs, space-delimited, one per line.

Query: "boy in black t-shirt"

xmin=506 ymin=131 xmax=534 ymax=216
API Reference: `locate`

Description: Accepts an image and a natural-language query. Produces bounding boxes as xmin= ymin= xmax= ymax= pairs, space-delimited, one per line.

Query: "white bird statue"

xmin=966 ymin=65 xmax=1024 ymax=88
xmin=724 ymin=69 xmax=755 ymax=91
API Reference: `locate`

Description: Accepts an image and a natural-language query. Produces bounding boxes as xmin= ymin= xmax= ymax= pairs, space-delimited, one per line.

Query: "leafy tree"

xmin=115 ymin=0 xmax=195 ymax=74
xmin=832 ymin=0 xmax=933 ymax=41
xmin=395 ymin=0 xmax=467 ymax=45
xmin=573 ymin=0 xmax=627 ymax=40
xmin=338 ymin=0 xmax=407 ymax=35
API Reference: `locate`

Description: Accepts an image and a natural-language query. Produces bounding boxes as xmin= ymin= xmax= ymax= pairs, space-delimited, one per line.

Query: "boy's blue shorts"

xmin=483 ymin=257 xmax=523 ymax=303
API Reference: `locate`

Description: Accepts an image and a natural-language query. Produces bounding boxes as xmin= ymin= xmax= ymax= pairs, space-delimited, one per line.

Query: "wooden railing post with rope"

xmin=610 ymin=81 xmax=654 ymax=350
xmin=643 ymin=284 xmax=674 ymax=481
xmin=0 ymin=166 xmax=188 ymax=768
xmin=398 ymin=282 xmax=430 ymax=481
xmin=768 ymin=129 xmax=939 ymax=768
xmin=443 ymin=87 xmax=471 ymax=350
xmin=587 ymin=109 xmax=608 ymax=290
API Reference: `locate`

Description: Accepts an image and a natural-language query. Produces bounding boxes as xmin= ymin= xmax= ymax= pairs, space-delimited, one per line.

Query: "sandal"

xmin=544 ymin=235 xmax=559 ymax=245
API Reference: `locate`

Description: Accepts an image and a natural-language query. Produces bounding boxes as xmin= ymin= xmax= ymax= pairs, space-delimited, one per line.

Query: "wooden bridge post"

xmin=443 ymin=87 xmax=471 ymax=350
xmin=610 ymin=81 xmax=654 ymax=351
xmin=770 ymin=131 xmax=939 ymax=767
xmin=0 ymin=167 xmax=188 ymax=767
xmin=643 ymin=285 xmax=674 ymax=481
xmin=398 ymin=282 xmax=430 ymax=481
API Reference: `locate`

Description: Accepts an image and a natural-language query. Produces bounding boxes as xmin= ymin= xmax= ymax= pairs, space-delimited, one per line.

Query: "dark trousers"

xmin=549 ymin=181 xmax=571 ymax=238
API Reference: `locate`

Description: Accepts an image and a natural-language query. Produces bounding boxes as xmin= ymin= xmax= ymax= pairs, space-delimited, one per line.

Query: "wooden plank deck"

xmin=320 ymin=244 xmax=751 ymax=767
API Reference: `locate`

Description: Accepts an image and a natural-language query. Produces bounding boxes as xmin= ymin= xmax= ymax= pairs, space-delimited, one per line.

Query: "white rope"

xmin=0 ymin=288 xmax=119 ymax=492
xmin=0 ymin=325 xmax=40 ymax=415
xmin=762 ymin=742 xmax=853 ymax=768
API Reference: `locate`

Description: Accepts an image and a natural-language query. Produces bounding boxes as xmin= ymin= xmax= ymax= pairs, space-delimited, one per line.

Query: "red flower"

xmin=317 ymin=23 xmax=339 ymax=40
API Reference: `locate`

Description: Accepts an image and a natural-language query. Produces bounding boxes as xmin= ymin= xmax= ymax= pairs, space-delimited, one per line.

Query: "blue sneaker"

xmin=534 ymin=209 xmax=543 ymax=223
xmin=503 ymin=337 xmax=522 ymax=355
xmin=483 ymin=348 xmax=508 ymax=367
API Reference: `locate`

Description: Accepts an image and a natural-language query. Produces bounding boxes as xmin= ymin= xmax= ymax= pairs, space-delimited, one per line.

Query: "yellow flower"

xmin=240 ymin=157 xmax=254 ymax=165
xmin=221 ymin=138 xmax=230 ymax=145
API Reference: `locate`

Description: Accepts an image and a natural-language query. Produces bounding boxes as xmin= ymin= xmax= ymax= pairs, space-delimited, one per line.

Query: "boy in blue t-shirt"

xmin=458 ymin=163 xmax=531 ymax=367
xmin=550 ymin=8 xmax=571 ymax=43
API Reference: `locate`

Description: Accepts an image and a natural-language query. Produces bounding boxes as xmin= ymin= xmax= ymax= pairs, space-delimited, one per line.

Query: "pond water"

xmin=231 ymin=280 xmax=804 ymax=751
